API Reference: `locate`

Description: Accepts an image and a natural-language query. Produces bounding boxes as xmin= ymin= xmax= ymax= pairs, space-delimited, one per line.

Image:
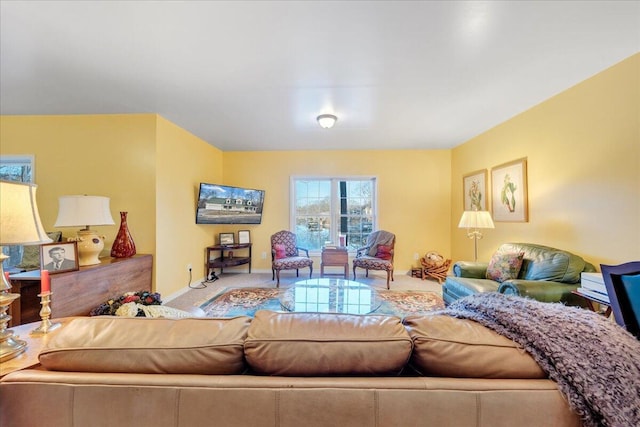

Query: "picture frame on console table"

xmin=491 ymin=157 xmax=528 ymax=222
xmin=462 ymin=169 xmax=488 ymax=211
xmin=219 ymin=232 xmax=235 ymax=246
xmin=238 ymin=230 xmax=251 ymax=244
xmin=40 ymin=241 xmax=79 ymax=274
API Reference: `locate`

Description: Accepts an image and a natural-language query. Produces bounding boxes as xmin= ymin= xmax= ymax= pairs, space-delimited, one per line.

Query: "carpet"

xmin=200 ymin=287 xmax=444 ymax=318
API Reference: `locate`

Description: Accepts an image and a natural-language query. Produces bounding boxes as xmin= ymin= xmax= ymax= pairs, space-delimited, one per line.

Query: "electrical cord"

xmin=188 ymin=267 xmax=207 ymax=289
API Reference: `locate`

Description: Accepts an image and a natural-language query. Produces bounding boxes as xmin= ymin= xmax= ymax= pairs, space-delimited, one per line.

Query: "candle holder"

xmin=31 ymin=291 xmax=61 ymax=335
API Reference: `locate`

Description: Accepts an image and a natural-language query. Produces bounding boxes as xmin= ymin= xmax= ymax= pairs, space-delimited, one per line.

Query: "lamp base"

xmin=72 ymin=229 xmax=105 ymax=266
xmin=0 ymin=253 xmax=28 ymax=362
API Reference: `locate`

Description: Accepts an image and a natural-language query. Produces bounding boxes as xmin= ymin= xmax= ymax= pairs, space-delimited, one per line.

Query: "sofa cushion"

xmin=39 ymin=316 xmax=251 ymax=374
xmin=486 ymin=251 xmax=524 ymax=282
xmin=403 ymin=315 xmax=546 ymax=379
xmin=244 ymin=310 xmax=412 ymax=376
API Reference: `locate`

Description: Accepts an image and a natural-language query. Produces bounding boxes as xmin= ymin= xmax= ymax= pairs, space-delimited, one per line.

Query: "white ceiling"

xmin=1 ymin=1 xmax=638 ymax=151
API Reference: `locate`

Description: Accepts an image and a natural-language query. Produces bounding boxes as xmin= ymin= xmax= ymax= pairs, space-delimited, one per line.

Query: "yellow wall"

xmin=0 ymin=114 xmax=157 ymax=257
xmin=2 ymin=53 xmax=637 ymax=299
xmin=155 ymin=116 xmax=224 ymax=296
xmin=0 ymin=114 xmax=222 ymax=297
xmin=451 ymin=53 xmax=640 ymax=266
xmin=223 ymin=150 xmax=452 ymax=272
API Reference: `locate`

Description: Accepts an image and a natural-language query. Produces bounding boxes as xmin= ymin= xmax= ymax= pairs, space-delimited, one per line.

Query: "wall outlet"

xmin=187 ymin=263 xmax=192 ymax=272
xmin=413 ymin=253 xmax=419 ymax=260
xmin=261 ymin=251 xmax=267 ymax=259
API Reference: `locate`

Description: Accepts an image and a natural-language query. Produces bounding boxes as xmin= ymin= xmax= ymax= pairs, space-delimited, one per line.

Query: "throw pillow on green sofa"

xmin=486 ymin=252 xmax=524 ymax=282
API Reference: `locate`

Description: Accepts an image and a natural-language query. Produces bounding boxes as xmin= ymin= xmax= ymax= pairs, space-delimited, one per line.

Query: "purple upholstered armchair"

xmin=352 ymin=230 xmax=396 ymax=289
xmin=270 ymin=230 xmax=313 ymax=287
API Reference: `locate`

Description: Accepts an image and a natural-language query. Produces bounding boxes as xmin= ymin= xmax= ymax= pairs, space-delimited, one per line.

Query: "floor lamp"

xmin=458 ymin=210 xmax=495 ymax=262
xmin=0 ymin=181 xmax=52 ymax=361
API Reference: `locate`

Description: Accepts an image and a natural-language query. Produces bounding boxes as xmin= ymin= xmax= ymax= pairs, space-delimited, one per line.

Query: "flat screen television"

xmin=196 ymin=182 xmax=265 ymax=224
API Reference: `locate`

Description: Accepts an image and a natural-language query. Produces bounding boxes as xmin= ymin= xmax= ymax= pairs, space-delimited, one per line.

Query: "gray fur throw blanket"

xmin=441 ymin=293 xmax=640 ymax=427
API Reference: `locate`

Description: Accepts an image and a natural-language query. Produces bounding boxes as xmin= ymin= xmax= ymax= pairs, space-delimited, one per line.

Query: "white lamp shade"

xmin=458 ymin=210 xmax=495 ymax=229
xmin=54 ymin=195 xmax=115 ymax=227
xmin=317 ymin=114 xmax=337 ymax=129
xmin=0 ymin=181 xmax=53 ymax=245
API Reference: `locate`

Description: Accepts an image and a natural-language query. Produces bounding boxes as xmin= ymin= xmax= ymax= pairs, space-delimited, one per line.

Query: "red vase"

xmin=111 ymin=212 xmax=136 ymax=258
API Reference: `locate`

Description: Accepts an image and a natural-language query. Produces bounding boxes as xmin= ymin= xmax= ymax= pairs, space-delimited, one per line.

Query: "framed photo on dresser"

xmin=40 ymin=241 xmax=79 ymax=274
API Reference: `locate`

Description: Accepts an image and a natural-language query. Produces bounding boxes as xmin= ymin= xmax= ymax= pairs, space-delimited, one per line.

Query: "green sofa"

xmin=443 ymin=243 xmax=596 ymax=305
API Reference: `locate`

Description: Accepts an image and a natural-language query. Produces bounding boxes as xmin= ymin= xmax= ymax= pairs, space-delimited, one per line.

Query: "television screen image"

xmin=196 ymin=183 xmax=265 ymax=224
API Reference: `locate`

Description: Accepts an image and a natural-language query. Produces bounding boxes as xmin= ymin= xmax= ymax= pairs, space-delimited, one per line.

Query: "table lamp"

xmin=458 ymin=210 xmax=495 ymax=262
xmin=54 ymin=195 xmax=115 ymax=266
xmin=0 ymin=180 xmax=53 ymax=361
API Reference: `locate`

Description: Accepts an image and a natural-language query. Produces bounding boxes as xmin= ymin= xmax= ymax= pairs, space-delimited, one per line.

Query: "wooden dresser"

xmin=7 ymin=254 xmax=153 ymax=326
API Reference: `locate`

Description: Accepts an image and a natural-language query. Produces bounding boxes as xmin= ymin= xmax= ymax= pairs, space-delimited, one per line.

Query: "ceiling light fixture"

xmin=317 ymin=114 xmax=337 ymax=129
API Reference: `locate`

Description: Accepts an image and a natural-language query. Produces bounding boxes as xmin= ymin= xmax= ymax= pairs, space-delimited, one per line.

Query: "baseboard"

xmin=163 ymin=276 xmax=206 ymax=303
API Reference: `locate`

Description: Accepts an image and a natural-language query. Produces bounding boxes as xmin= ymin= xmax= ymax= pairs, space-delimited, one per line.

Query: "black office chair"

xmin=600 ymin=262 xmax=640 ymax=339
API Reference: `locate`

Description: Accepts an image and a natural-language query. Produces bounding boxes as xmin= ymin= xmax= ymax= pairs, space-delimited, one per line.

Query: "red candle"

xmin=4 ymin=271 xmax=10 ymax=283
xmin=41 ymin=270 xmax=51 ymax=293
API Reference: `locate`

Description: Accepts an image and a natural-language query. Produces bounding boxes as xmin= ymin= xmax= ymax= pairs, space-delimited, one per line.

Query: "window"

xmin=1 ymin=155 xmax=35 ymax=270
xmin=291 ymin=177 xmax=376 ymax=253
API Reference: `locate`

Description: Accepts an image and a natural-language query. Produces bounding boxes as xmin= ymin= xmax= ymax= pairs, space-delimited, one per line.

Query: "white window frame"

xmin=290 ymin=176 xmax=378 ymax=255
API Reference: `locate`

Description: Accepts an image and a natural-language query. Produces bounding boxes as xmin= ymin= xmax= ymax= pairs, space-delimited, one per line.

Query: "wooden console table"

xmin=206 ymin=244 xmax=252 ymax=278
xmin=7 ymin=254 xmax=152 ymax=326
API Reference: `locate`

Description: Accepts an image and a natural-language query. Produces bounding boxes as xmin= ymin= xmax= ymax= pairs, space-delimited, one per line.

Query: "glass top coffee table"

xmin=280 ymin=278 xmax=382 ymax=314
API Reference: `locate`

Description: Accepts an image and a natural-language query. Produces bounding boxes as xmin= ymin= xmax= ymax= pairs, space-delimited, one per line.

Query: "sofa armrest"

xmin=498 ymin=280 xmax=579 ymax=303
xmin=453 ymin=261 xmax=489 ymax=279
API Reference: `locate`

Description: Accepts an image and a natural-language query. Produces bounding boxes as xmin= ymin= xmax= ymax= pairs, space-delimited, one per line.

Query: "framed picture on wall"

xmin=40 ymin=241 xmax=79 ymax=274
xmin=462 ymin=169 xmax=488 ymax=211
xmin=491 ymin=158 xmax=528 ymax=222
xmin=238 ymin=230 xmax=251 ymax=244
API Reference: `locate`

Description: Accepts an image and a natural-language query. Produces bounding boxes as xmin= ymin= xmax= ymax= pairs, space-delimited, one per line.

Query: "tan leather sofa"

xmin=0 ymin=311 xmax=581 ymax=427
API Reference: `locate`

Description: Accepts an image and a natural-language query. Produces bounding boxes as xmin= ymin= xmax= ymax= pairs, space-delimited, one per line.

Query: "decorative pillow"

xmin=486 ymin=252 xmax=525 ymax=282
xmin=375 ymin=245 xmax=392 ymax=260
xmin=274 ymin=243 xmax=286 ymax=259
xmin=17 ymin=231 xmax=63 ymax=270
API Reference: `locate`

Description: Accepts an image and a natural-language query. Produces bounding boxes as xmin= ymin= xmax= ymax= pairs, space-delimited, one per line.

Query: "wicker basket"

xmin=420 ymin=252 xmax=451 ymax=283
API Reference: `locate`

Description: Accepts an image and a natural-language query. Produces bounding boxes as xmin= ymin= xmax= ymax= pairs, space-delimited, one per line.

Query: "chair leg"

xmin=309 ymin=265 xmax=313 ymax=278
xmin=386 ymin=271 xmax=390 ymax=289
xmin=353 ymin=265 xmax=357 ymax=280
xmin=276 ymin=271 xmax=280 ymax=288
xmin=366 ymin=269 xmax=369 ymax=278
xmin=296 ymin=269 xmax=299 ymax=277
xmin=272 ymin=268 xmax=275 ymax=281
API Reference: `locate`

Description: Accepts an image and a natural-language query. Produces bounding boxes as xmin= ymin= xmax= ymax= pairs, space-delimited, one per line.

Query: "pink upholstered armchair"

xmin=352 ymin=230 xmax=395 ymax=289
xmin=271 ymin=230 xmax=313 ymax=287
